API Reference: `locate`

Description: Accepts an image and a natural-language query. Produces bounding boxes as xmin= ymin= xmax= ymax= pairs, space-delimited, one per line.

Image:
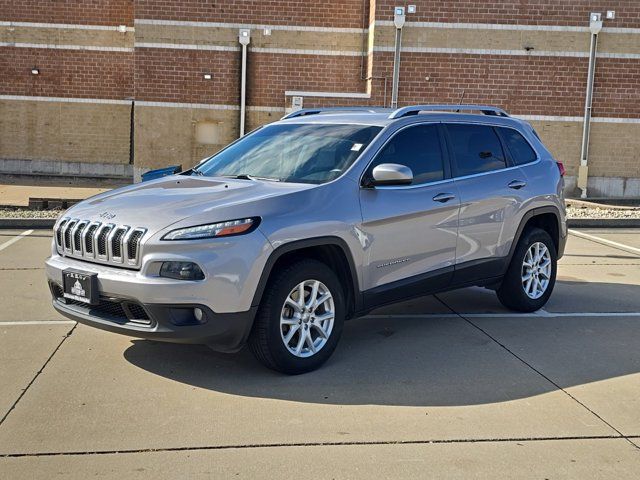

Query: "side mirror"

xmin=367 ymin=163 xmax=413 ymax=186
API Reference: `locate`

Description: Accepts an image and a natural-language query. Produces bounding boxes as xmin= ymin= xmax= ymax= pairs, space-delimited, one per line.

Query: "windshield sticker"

xmin=351 ymin=143 xmax=364 ymax=152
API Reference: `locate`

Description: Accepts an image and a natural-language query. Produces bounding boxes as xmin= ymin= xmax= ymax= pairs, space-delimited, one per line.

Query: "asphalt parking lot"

xmin=1 ymin=228 xmax=639 ymax=478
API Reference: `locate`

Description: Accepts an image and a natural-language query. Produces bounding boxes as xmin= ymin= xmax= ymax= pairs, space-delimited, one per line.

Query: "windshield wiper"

xmin=222 ymin=174 xmax=281 ymax=182
xmin=191 ymin=166 xmax=204 ymax=176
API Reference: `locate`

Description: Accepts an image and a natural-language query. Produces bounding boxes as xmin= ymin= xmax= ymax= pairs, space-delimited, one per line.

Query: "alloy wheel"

xmin=521 ymin=242 xmax=552 ymax=299
xmin=280 ymin=279 xmax=335 ymax=358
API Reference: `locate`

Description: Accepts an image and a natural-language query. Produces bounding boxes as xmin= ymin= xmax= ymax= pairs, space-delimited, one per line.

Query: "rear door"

xmin=359 ymin=123 xmax=460 ymax=305
xmin=444 ymin=122 xmax=529 ymax=283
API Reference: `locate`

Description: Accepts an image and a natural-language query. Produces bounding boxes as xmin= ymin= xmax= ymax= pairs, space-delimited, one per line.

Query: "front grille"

xmin=127 ymin=230 xmax=143 ymax=259
xmin=111 ymin=228 xmax=126 ymax=258
xmin=73 ymin=222 xmax=87 ymax=252
xmin=63 ymin=220 xmax=76 ymax=250
xmin=54 ymin=218 xmax=146 ymax=268
xmin=51 ymin=282 xmax=151 ymax=326
xmin=56 ymin=219 xmax=68 ymax=246
xmin=84 ymin=224 xmax=98 ymax=254
xmin=97 ymin=226 xmax=111 ymax=256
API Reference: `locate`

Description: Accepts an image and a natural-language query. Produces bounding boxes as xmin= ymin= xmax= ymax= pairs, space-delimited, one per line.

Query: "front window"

xmin=195 ymin=123 xmax=382 ymax=184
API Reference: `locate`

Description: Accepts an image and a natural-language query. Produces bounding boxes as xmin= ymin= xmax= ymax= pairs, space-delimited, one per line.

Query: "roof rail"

xmin=281 ymin=107 xmax=390 ymax=120
xmin=388 ymin=104 xmax=509 ymax=119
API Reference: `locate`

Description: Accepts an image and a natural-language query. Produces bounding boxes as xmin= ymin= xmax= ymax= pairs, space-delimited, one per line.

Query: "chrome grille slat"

xmin=96 ymin=224 xmax=114 ymax=259
xmin=72 ymin=221 xmax=88 ymax=255
xmin=63 ymin=220 xmax=77 ymax=253
xmin=53 ymin=218 xmax=146 ymax=269
xmin=83 ymin=222 xmax=100 ymax=257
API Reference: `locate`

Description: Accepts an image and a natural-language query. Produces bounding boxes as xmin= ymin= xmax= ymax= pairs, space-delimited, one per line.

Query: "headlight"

xmin=161 ymin=217 xmax=259 ymax=241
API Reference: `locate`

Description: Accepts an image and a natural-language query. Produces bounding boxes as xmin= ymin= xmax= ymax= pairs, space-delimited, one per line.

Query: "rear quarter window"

xmin=446 ymin=124 xmax=507 ymax=177
xmin=497 ymin=127 xmax=538 ymax=165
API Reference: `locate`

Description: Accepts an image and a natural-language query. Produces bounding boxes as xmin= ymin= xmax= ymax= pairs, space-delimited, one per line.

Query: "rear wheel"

xmin=497 ymin=227 xmax=557 ymax=312
xmin=248 ymin=259 xmax=345 ymax=374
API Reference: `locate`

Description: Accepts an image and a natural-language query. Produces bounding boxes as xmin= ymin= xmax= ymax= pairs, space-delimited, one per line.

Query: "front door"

xmin=359 ymin=123 xmax=460 ymax=306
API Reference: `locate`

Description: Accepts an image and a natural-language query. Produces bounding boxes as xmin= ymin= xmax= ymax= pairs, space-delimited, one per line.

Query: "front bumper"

xmin=50 ymin=288 xmax=257 ymax=352
xmin=45 ymin=252 xmax=260 ymax=352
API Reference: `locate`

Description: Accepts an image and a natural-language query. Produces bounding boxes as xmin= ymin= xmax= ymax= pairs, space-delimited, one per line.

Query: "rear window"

xmin=446 ymin=124 xmax=507 ymax=177
xmin=497 ymin=127 xmax=538 ymax=165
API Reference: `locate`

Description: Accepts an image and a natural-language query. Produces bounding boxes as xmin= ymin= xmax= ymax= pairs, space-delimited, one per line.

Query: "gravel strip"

xmin=567 ymin=206 xmax=640 ymax=219
xmin=2 ymin=206 xmax=640 ymax=221
xmin=0 ymin=209 xmax=63 ymax=219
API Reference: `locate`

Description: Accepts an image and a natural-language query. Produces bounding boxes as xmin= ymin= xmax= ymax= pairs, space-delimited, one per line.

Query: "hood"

xmin=63 ymin=175 xmax=314 ymax=231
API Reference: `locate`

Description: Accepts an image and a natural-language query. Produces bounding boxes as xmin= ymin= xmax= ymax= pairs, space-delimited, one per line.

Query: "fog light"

xmin=194 ymin=307 xmax=204 ymax=322
xmin=160 ymin=262 xmax=205 ymax=280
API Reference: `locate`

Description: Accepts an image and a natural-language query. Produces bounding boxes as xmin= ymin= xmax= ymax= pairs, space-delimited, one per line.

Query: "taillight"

xmin=556 ymin=161 xmax=566 ymax=177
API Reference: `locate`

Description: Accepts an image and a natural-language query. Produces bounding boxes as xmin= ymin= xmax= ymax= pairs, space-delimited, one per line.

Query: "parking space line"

xmin=569 ymin=229 xmax=640 ymax=256
xmin=0 ymin=229 xmax=34 ymax=252
xmin=366 ymin=311 xmax=640 ymax=319
xmin=0 ymin=321 xmax=76 ymax=326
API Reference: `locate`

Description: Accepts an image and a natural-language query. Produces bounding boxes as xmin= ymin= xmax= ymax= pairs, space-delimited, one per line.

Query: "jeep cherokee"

xmin=46 ymin=105 xmax=567 ymax=374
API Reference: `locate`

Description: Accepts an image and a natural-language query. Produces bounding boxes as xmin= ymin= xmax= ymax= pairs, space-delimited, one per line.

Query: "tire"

xmin=248 ymin=259 xmax=345 ymax=374
xmin=496 ymin=227 xmax=557 ymax=312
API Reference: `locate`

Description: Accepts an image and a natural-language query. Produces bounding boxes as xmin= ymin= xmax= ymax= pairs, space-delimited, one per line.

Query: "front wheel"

xmin=497 ymin=227 xmax=557 ymax=312
xmin=248 ymin=259 xmax=345 ymax=374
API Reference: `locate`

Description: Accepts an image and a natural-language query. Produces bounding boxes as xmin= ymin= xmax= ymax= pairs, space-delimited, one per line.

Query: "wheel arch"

xmin=251 ymin=237 xmax=362 ymax=319
xmin=508 ymin=206 xmax=564 ymax=265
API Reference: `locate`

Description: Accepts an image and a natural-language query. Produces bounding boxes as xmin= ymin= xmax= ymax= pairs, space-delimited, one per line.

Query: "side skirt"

xmin=360 ymin=257 xmax=508 ymax=313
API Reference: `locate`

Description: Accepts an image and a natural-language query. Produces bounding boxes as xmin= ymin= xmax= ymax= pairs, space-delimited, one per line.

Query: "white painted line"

xmin=0 ymin=21 xmax=134 ymax=32
xmin=0 ymin=321 xmax=76 ymax=326
xmin=366 ymin=311 xmax=640 ymax=319
xmin=374 ymin=20 xmax=640 ymax=35
xmin=0 ymin=230 xmax=33 ymax=252
xmin=284 ymin=90 xmax=371 ymax=99
xmin=373 ymin=45 xmax=640 ymax=60
xmin=0 ymin=42 xmax=133 ymax=52
xmin=0 ymin=95 xmax=132 ymax=105
xmin=135 ymin=42 xmax=238 ymax=52
xmin=569 ymin=229 xmax=640 ymax=257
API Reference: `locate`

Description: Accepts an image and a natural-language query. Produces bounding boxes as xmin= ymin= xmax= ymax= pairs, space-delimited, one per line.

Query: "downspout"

xmin=390 ymin=6 xmax=406 ymax=108
xmin=579 ymin=13 xmax=602 ymax=199
xmin=238 ymin=29 xmax=251 ymax=137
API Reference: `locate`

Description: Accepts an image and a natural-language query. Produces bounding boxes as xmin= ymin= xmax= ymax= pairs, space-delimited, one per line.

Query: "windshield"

xmin=195 ymin=123 xmax=382 ymax=184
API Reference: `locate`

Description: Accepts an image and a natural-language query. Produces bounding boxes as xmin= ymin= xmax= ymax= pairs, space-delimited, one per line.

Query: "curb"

xmin=0 ymin=218 xmax=56 ymax=229
xmin=567 ymin=218 xmax=640 ymax=228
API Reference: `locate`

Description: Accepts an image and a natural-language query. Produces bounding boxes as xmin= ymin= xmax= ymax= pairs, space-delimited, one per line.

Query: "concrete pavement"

xmin=0 ymin=229 xmax=639 ymax=478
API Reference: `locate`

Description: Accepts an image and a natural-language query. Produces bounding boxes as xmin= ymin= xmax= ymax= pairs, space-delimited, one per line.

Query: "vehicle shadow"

xmin=123 ymin=279 xmax=640 ymax=407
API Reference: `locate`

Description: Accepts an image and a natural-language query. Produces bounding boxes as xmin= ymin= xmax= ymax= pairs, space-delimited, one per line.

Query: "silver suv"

xmin=46 ymin=105 xmax=567 ymax=374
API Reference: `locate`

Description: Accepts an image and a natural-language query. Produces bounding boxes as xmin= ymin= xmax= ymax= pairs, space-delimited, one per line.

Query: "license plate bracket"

xmin=62 ymin=269 xmax=98 ymax=305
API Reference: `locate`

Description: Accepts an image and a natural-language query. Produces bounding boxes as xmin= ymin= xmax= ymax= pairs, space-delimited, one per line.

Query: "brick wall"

xmin=247 ymin=53 xmax=365 ymax=107
xmin=0 ymin=0 xmax=133 ymax=25
xmin=0 ymin=47 xmax=133 ymax=99
xmin=375 ymin=1 xmax=640 ymax=28
xmin=368 ymin=52 xmax=640 ymax=118
xmin=135 ymin=49 xmax=238 ymax=104
xmin=135 ymin=0 xmax=367 ymax=28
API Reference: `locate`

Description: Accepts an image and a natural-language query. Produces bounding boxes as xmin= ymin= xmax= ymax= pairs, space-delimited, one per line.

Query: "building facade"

xmin=1 ymin=1 xmax=639 ymax=196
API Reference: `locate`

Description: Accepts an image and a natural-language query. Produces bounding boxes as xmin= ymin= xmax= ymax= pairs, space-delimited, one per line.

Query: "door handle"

xmin=432 ymin=193 xmax=456 ymax=203
xmin=508 ymin=180 xmax=527 ymax=190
